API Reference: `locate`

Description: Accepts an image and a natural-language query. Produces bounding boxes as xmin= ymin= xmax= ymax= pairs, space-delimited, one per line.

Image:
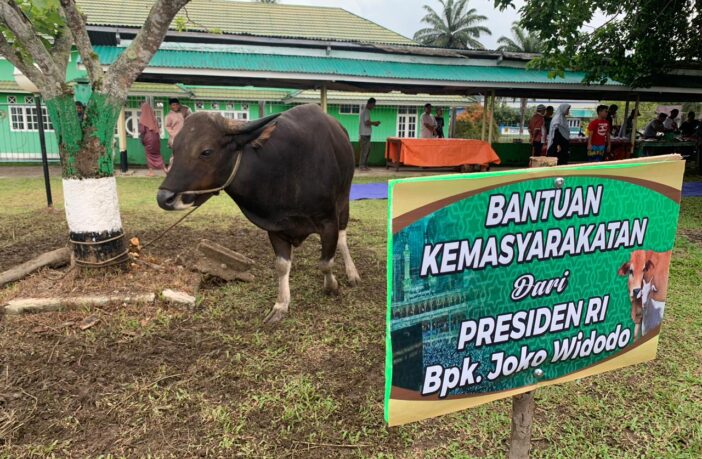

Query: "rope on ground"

xmin=142 ymin=206 xmax=200 ymax=250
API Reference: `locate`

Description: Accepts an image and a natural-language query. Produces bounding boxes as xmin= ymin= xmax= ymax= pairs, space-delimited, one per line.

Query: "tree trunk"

xmin=44 ymin=92 xmax=128 ymax=268
xmin=509 ymin=392 xmax=536 ymax=459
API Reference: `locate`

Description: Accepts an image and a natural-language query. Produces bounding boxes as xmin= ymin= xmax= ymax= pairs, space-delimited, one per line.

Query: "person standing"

xmin=542 ymin=106 xmax=554 ymax=155
xmin=138 ymin=102 xmax=166 ymax=176
xmin=358 ymin=97 xmax=380 ymax=171
xmin=165 ymin=98 xmax=190 ymax=170
xmin=528 ymin=104 xmax=546 ymax=156
xmin=420 ymin=103 xmax=437 ymax=138
xmin=606 ymin=104 xmax=618 ymax=135
xmin=75 ymin=101 xmax=85 ymax=123
xmin=434 ymin=107 xmax=445 ymax=138
xmin=587 ymin=105 xmax=611 ymax=162
xmin=547 ymin=103 xmax=572 ymax=165
xmin=618 ymin=108 xmax=639 ymax=138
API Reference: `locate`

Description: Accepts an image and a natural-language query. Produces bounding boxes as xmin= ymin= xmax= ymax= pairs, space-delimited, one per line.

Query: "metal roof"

xmin=91 ymin=45 xmax=600 ymax=86
xmin=0 ymin=81 xmax=23 ymax=93
xmin=185 ymin=85 xmax=293 ymax=101
xmin=76 ymin=0 xmax=415 ymax=46
xmin=285 ymin=90 xmax=475 ymax=107
xmin=128 ymin=82 xmax=191 ymax=97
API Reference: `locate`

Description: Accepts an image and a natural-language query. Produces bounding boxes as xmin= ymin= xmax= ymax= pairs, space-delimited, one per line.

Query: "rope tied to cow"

xmin=143 ymin=151 xmax=244 ymax=249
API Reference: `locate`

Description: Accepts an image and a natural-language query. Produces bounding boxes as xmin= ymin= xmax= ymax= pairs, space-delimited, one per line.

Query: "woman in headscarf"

xmin=547 ymin=103 xmax=572 ymax=165
xmin=138 ymin=101 xmax=166 ymax=176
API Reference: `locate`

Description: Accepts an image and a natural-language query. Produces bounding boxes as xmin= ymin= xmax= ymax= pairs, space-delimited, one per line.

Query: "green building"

xmin=2 ymin=0 xmax=696 ymax=167
xmin=0 ymin=1 xmax=470 ymax=167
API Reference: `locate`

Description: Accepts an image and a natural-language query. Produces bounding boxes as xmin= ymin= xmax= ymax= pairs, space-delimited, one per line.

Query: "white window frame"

xmin=120 ymin=108 xmax=165 ymax=138
xmin=339 ymin=104 xmax=361 ymax=115
xmin=205 ymin=109 xmax=249 ymax=121
xmin=396 ymin=106 xmax=418 ymax=138
xmin=8 ymin=105 xmax=54 ymax=132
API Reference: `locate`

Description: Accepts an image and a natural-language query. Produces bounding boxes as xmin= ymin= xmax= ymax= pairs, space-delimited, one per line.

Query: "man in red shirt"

xmin=528 ymin=104 xmax=546 ymax=156
xmin=587 ymin=105 xmax=611 ymax=162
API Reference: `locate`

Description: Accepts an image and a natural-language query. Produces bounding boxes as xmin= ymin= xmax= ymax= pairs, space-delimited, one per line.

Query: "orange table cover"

xmin=385 ymin=138 xmax=501 ymax=167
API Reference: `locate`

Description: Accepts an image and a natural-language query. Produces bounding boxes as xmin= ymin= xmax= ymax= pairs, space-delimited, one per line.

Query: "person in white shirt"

xmin=663 ymin=109 xmax=679 ymax=132
xmin=358 ymin=98 xmax=380 ymax=171
xmin=420 ymin=103 xmax=437 ymax=138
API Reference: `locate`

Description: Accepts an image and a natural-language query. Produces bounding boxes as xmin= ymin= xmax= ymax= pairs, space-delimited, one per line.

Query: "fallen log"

xmin=0 ymin=247 xmax=71 ymax=288
xmin=3 ymin=293 xmax=156 ymax=315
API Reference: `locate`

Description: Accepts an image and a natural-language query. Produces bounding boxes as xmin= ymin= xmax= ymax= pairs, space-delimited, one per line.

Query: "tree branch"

xmin=0 ymin=29 xmax=48 ymax=89
xmin=104 ymin=0 xmax=191 ymax=100
xmin=0 ymin=1 xmax=63 ymax=86
xmin=51 ymin=12 xmax=73 ymax=76
xmin=59 ymin=0 xmax=104 ymax=86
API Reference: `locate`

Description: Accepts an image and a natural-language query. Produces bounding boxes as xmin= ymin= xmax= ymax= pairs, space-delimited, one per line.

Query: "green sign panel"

xmin=385 ymin=158 xmax=684 ymax=426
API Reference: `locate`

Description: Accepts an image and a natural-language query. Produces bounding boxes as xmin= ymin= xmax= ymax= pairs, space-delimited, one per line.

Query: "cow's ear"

xmin=231 ymin=122 xmax=277 ymax=150
xmin=250 ymin=123 xmax=277 ymax=150
xmin=618 ymin=262 xmax=630 ymax=276
xmin=644 ymin=260 xmax=655 ymax=272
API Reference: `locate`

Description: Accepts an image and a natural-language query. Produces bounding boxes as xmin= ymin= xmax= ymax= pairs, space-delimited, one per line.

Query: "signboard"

xmin=384 ymin=156 xmax=684 ymax=426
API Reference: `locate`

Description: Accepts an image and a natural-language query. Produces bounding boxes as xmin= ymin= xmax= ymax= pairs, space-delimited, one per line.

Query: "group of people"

xmin=643 ymin=109 xmax=701 ymax=139
xmin=138 ymin=98 xmax=190 ymax=176
xmin=527 ymin=103 xmax=574 ymax=165
xmin=529 ymin=102 xmax=702 ymax=165
xmin=358 ymin=98 xmax=446 ymax=170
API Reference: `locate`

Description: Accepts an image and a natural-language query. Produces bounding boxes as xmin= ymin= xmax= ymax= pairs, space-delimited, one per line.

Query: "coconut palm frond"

xmin=414 ymin=0 xmax=491 ymax=49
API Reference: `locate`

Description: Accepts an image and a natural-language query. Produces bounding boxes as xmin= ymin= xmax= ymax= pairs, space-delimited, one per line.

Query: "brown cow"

xmin=618 ymin=250 xmax=671 ymax=340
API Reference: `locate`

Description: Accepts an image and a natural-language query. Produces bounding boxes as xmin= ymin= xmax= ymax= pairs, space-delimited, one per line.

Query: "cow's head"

xmin=618 ymin=250 xmax=653 ymax=302
xmin=157 ymin=112 xmax=279 ymax=211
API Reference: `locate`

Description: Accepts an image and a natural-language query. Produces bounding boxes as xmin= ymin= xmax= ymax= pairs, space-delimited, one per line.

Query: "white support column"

xmin=117 ymin=108 xmax=127 ymax=153
xmin=481 ymin=93 xmax=488 ymax=141
xmin=630 ymin=96 xmax=640 ymax=156
xmin=487 ymin=90 xmax=496 ymax=145
xmin=320 ymin=84 xmax=328 ymax=113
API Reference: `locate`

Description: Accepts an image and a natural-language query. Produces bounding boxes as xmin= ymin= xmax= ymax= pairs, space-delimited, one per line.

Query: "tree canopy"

xmin=414 ymin=0 xmax=491 ymax=49
xmin=494 ymin=0 xmax=702 ymax=87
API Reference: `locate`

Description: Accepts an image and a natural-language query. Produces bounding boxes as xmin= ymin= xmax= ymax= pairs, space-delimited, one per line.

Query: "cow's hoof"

xmin=263 ymin=306 xmax=287 ymax=325
xmin=324 ymin=276 xmax=339 ymax=295
xmin=347 ymin=272 xmax=361 ymax=286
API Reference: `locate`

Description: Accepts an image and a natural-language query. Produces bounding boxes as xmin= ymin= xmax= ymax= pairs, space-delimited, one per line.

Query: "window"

xmin=567 ymin=118 xmax=581 ymax=129
xmin=7 ymin=95 xmax=17 ymax=104
xmin=397 ymin=106 xmax=418 ymax=138
xmin=206 ymin=110 xmax=249 ymax=121
xmin=339 ymin=104 xmax=361 ymax=115
xmin=120 ymin=108 xmax=165 ymax=138
xmin=9 ymin=105 xmax=53 ymax=132
xmin=24 ymin=96 xmax=34 ymax=105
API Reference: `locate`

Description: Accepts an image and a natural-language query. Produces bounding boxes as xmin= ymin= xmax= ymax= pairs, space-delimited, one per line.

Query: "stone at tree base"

xmin=193 ymin=256 xmax=255 ymax=283
xmin=197 ymin=240 xmax=255 ymax=272
xmin=161 ymin=289 xmax=196 ymax=306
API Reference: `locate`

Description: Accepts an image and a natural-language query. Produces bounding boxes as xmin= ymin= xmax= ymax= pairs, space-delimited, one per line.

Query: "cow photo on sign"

xmin=157 ymin=104 xmax=361 ymax=323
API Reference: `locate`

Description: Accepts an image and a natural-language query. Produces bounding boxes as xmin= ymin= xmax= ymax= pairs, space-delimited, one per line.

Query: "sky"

xmin=249 ymin=0 xmax=526 ymax=50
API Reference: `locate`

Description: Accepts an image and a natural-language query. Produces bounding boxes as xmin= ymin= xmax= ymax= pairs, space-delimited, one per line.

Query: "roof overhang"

xmin=81 ymin=44 xmax=702 ymax=102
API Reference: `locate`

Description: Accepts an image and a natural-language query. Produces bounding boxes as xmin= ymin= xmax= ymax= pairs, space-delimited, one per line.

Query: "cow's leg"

xmin=263 ymin=232 xmax=292 ymax=324
xmin=320 ymin=221 xmax=340 ymax=295
xmin=338 ymin=201 xmax=361 ymax=285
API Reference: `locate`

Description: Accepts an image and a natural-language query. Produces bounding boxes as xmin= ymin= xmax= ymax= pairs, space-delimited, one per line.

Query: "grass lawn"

xmin=1 ymin=173 xmax=701 ymax=458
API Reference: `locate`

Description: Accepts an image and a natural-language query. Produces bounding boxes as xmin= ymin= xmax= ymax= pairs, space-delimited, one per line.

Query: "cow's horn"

xmin=226 ymin=113 xmax=280 ymax=134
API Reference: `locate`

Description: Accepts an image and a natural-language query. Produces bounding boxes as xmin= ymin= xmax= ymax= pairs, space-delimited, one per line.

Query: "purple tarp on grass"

xmin=350 ymin=183 xmax=388 ymax=200
xmin=350 ymin=181 xmax=702 ymax=201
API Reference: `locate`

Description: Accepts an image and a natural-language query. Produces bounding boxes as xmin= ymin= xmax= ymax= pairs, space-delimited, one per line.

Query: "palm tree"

xmin=497 ymin=22 xmax=543 ymax=54
xmin=497 ymin=23 xmax=543 ymax=135
xmin=413 ymin=0 xmax=491 ymax=49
